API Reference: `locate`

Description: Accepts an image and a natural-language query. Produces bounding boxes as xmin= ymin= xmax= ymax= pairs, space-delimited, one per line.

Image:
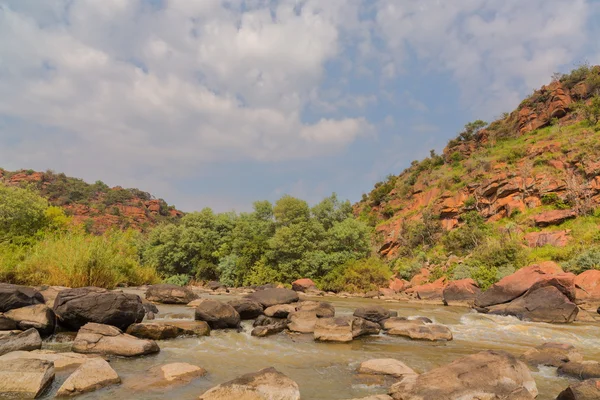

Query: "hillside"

xmin=356 ymin=65 xmax=600 ymax=283
xmin=0 ymin=168 xmax=182 ymax=233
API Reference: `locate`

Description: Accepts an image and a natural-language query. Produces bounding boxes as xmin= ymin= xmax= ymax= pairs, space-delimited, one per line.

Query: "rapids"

xmin=40 ymin=292 xmax=600 ymax=399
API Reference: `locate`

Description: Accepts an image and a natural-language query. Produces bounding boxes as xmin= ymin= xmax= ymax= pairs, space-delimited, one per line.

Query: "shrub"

xmin=319 ymin=257 xmax=391 ymax=293
xmin=163 ymin=274 xmax=191 ymax=286
xmin=563 ymin=247 xmax=600 ymax=274
xmin=396 ymin=259 xmax=423 ymax=280
xmin=442 ymin=212 xmax=488 ymax=255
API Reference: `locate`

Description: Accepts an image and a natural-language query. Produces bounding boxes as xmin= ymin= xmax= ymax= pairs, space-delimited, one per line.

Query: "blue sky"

xmin=1 ymin=0 xmax=599 ymax=211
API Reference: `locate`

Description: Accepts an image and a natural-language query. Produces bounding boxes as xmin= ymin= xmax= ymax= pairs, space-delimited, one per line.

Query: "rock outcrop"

xmin=442 ymin=278 xmax=480 ymax=305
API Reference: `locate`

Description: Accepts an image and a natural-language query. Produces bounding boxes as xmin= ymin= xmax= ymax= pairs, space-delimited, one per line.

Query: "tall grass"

xmin=0 ymin=229 xmax=158 ymax=289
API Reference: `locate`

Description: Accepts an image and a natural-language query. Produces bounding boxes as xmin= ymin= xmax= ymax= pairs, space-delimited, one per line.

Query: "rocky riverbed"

xmin=1 ymin=283 xmax=599 ymax=399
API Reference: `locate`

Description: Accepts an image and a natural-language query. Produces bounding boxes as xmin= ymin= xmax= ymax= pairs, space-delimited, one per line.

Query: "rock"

xmin=0 ymin=358 xmax=54 ymax=399
xmin=253 ymin=315 xmax=286 ymax=326
xmin=411 ymin=316 xmax=432 ymax=324
xmin=127 ymin=362 xmax=206 ymax=390
xmin=207 ymin=281 xmax=224 ymax=291
xmin=382 ymin=319 xmax=452 ymax=341
xmin=265 ymin=304 xmax=297 ymax=318
xmin=4 ymin=304 xmax=56 ymax=336
xmin=575 ymin=270 xmax=600 ymax=302
xmin=0 ymin=313 xmax=17 ymax=330
xmin=314 ymin=316 xmax=380 ymax=343
xmin=142 ymin=300 xmax=159 ymax=315
xmin=389 ymin=277 xmax=409 ymax=292
xmin=0 ymin=350 xmax=99 ymax=370
xmin=525 ymin=230 xmax=571 ymax=248
xmin=246 ymin=288 xmax=299 ymax=308
xmin=487 ymin=285 xmax=578 ymax=323
xmin=296 ymin=301 xmax=335 ymax=318
xmin=194 ymin=299 xmax=240 ymax=329
xmin=556 ymin=379 xmax=600 ymax=400
xmin=37 ymin=285 xmax=69 ymax=307
xmin=198 ymin=367 xmax=300 ymax=400
xmin=287 ymin=310 xmax=318 ymax=333
xmin=389 ymin=350 xmax=537 ymax=400
xmin=251 ymin=321 xmax=288 ymax=337
xmin=442 ymin=278 xmax=480 ymax=305
xmin=345 ymin=396 xmax=393 ymax=400
xmin=0 ymin=283 xmax=45 ymax=312
xmin=365 ymin=290 xmax=380 ymax=298
xmin=0 ymin=328 xmax=42 ymax=356
xmin=358 ymin=359 xmax=417 ymax=378
xmin=292 ymin=278 xmax=316 ymax=292
xmin=533 ymin=209 xmax=577 ymax=227
xmin=145 ymin=284 xmax=197 ymax=304
xmin=558 ymin=361 xmax=600 ymax=380
xmin=72 ymin=322 xmax=160 ymax=357
xmin=353 ymin=306 xmax=396 ymax=323
xmin=126 ymin=322 xmax=186 ymax=340
xmin=228 ymin=299 xmax=264 ymax=319
xmin=521 ymin=342 xmax=583 ymax=367
xmin=56 ymin=358 xmax=120 ymax=396
xmin=405 ymin=277 xmax=447 ymax=300
xmin=54 ymin=287 xmax=145 ymax=331
xmin=475 ymin=262 xmax=564 ymax=307
xmin=165 ymin=320 xmax=210 ymax=337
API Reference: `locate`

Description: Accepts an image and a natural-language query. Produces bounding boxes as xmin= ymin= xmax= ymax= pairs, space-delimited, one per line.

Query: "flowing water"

xmin=40 ymin=292 xmax=600 ymax=400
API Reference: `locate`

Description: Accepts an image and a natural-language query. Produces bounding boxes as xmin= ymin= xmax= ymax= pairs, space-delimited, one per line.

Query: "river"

xmin=40 ymin=292 xmax=600 ymax=399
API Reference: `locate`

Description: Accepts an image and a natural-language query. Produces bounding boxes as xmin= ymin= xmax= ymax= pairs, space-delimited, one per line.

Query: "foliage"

xmin=442 ymin=212 xmax=489 ymax=255
xmin=563 ymin=247 xmax=600 ymax=274
xmin=163 ymin=274 xmax=191 ymax=286
xmin=0 ymin=184 xmax=51 ymax=243
xmin=319 ymin=257 xmax=391 ymax=293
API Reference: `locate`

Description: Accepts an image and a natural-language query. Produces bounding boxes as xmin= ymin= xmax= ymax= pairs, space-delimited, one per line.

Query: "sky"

xmin=1 ymin=0 xmax=599 ymax=212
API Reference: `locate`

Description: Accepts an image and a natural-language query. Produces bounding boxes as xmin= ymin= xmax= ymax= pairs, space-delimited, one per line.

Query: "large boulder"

xmin=198 ymin=367 xmax=300 ymax=400
xmin=521 ymin=342 xmax=583 ymax=368
xmin=72 ymin=322 xmax=160 ymax=357
xmin=126 ymin=322 xmax=187 ymax=340
xmin=353 ymin=306 xmax=396 ymax=324
xmin=558 ymin=361 xmax=600 ymax=380
xmin=145 ymin=284 xmax=197 ymax=304
xmin=164 ymin=320 xmax=211 ymax=337
xmin=246 ymin=288 xmax=299 ymax=308
xmin=37 ymin=285 xmax=69 ymax=307
xmin=287 ymin=310 xmax=318 ymax=333
xmin=265 ymin=304 xmax=298 ymax=318
xmin=358 ymin=359 xmax=417 ymax=379
xmin=228 ymin=299 xmax=264 ymax=319
xmin=382 ymin=319 xmax=452 ymax=341
xmin=194 ymin=299 xmax=240 ymax=329
xmin=314 ymin=316 xmax=380 ymax=343
xmin=533 ymin=209 xmax=577 ymax=227
xmin=405 ymin=277 xmax=446 ymax=300
xmin=292 ymin=278 xmax=317 ymax=292
xmin=0 ymin=358 xmax=54 ymax=399
xmin=389 ymin=350 xmax=538 ymax=400
xmin=487 ymin=285 xmax=578 ymax=323
xmin=475 ymin=262 xmax=563 ymax=307
xmin=4 ymin=304 xmax=56 ymax=336
xmin=296 ymin=301 xmax=335 ymax=318
xmin=53 ymin=287 xmax=145 ymax=331
xmin=556 ymin=379 xmax=600 ymax=400
xmin=442 ymin=278 xmax=481 ymax=306
xmin=56 ymin=358 xmax=120 ymax=396
xmin=0 ymin=283 xmax=45 ymax=312
xmin=575 ymin=270 xmax=600 ymax=302
xmin=0 ymin=350 xmax=99 ymax=370
xmin=0 ymin=328 xmax=42 ymax=356
xmin=0 ymin=313 xmax=17 ymax=330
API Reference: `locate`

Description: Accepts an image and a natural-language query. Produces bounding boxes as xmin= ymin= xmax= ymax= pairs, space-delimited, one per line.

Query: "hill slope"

xmin=0 ymin=169 xmax=182 ymax=233
xmin=356 ymin=65 xmax=600 ymax=281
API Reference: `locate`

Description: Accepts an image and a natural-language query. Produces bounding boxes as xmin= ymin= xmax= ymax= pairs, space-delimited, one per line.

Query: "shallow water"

xmin=40 ymin=293 xmax=600 ymax=400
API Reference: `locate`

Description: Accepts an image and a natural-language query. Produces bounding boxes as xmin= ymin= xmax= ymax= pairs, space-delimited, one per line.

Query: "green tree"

xmin=311 ymin=193 xmax=353 ymax=230
xmin=0 ymin=184 xmax=50 ymax=243
xmin=273 ymin=195 xmax=310 ymax=226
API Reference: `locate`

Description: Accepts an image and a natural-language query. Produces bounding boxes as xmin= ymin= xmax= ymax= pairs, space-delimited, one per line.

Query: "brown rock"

xmin=533 ymin=209 xmax=577 ymax=227
xmin=56 ymin=358 xmax=120 ymax=396
xmin=72 ymin=322 xmax=160 ymax=357
xmin=382 ymin=319 xmax=452 ymax=341
xmin=389 ymin=278 xmax=409 ymax=292
xmin=575 ymin=270 xmax=600 ymax=302
xmin=558 ymin=361 xmax=600 ymax=380
xmin=314 ymin=316 xmax=380 ymax=343
xmin=0 ymin=328 xmax=42 ymax=356
xmin=358 ymin=359 xmax=417 ymax=379
xmin=264 ymin=304 xmax=297 ymax=318
xmin=442 ymin=278 xmax=480 ymax=305
xmin=525 ymin=230 xmax=571 ymax=247
xmin=556 ymin=379 xmax=600 ymax=400
xmin=145 ymin=284 xmax=197 ymax=304
xmin=4 ymin=304 xmax=56 ymax=336
xmin=0 ymin=358 xmax=55 ymax=399
xmin=405 ymin=277 xmax=446 ymax=300
xmin=521 ymin=342 xmax=584 ymax=367
xmin=291 ymin=278 xmax=316 ymax=292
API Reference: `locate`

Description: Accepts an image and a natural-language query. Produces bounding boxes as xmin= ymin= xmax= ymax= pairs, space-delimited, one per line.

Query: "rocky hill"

xmin=356 ymin=65 xmax=600 ymax=269
xmin=0 ymin=169 xmax=182 ymax=233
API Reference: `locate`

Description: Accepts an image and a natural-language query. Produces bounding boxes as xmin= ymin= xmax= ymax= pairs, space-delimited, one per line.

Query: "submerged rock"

xmin=194 ymin=299 xmax=240 ymax=329
xmin=0 ymin=328 xmax=42 ymax=356
xmin=358 ymin=359 xmax=416 ymax=379
xmin=56 ymin=358 xmax=120 ymax=396
xmin=198 ymin=367 xmax=300 ymax=400
xmin=72 ymin=322 xmax=160 ymax=357
xmin=54 ymin=287 xmax=145 ymax=331
xmin=0 ymin=358 xmax=54 ymax=399
xmin=389 ymin=350 xmax=537 ymax=400
xmin=246 ymin=288 xmax=299 ymax=308
xmin=145 ymin=284 xmax=197 ymax=304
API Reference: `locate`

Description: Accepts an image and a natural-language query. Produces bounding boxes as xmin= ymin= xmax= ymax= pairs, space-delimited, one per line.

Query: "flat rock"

xmin=353 ymin=306 xmax=396 ymax=323
xmin=4 ymin=304 xmax=56 ymax=336
xmin=264 ymin=304 xmax=297 ymax=318
xmin=296 ymin=301 xmax=335 ymax=318
xmin=146 ymin=284 xmax=197 ymax=304
xmin=383 ymin=319 xmax=452 ymax=341
xmin=246 ymin=288 xmax=299 ymax=308
xmin=345 ymin=396 xmax=393 ymax=400
xmin=0 ymin=358 xmax=54 ymax=398
xmin=198 ymin=367 xmax=300 ymax=400
xmin=389 ymin=350 xmax=537 ymax=400
xmin=314 ymin=316 xmax=379 ymax=343
xmin=72 ymin=322 xmax=160 ymax=357
xmin=167 ymin=320 xmax=211 ymax=337
xmin=521 ymin=342 xmax=583 ymax=367
xmin=57 ymin=358 xmax=120 ymax=396
xmin=0 ymin=350 xmax=99 ymax=370
xmin=0 ymin=327 xmax=42 ymax=356
xmin=558 ymin=361 xmax=600 ymax=380
xmin=287 ymin=310 xmax=318 ymax=333
xmin=126 ymin=322 xmax=184 ymax=340
xmin=126 ymin=362 xmax=206 ymax=390
xmin=358 ymin=359 xmax=416 ymax=378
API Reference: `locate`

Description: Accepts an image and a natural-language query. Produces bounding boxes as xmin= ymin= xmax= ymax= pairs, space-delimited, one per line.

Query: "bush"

xmin=563 ymin=247 xmax=600 ymax=274
xmin=396 ymin=259 xmax=423 ymax=280
xmin=163 ymin=274 xmax=191 ymax=286
xmin=442 ymin=212 xmax=488 ymax=255
xmin=319 ymin=257 xmax=391 ymax=293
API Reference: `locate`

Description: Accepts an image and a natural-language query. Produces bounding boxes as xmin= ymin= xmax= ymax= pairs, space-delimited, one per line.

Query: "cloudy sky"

xmin=1 ymin=0 xmax=599 ymax=211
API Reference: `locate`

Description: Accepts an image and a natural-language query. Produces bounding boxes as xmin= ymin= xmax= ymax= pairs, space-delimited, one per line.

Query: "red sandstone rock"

xmin=533 ymin=210 xmax=577 ymax=227
xmin=291 ymin=279 xmax=316 ymax=292
xmin=575 ymin=270 xmax=600 ymax=302
xmin=443 ymin=279 xmax=481 ymax=305
xmin=406 ymin=277 xmax=447 ymax=300
xmin=524 ymin=230 xmax=571 ymax=248
xmin=389 ymin=278 xmax=409 ymax=292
